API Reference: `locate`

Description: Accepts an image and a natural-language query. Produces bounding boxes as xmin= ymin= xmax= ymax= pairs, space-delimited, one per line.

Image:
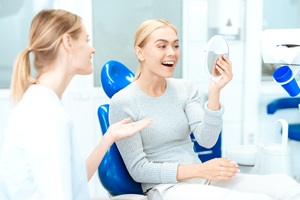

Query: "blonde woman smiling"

xmin=109 ymin=19 xmax=300 ymax=200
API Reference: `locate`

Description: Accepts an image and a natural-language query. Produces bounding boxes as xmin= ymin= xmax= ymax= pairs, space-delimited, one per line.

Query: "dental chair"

xmin=97 ymin=60 xmax=222 ymax=198
xmin=97 ymin=60 xmax=145 ymax=199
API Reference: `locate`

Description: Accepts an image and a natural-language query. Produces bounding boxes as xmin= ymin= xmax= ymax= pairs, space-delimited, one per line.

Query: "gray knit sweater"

xmin=109 ymin=78 xmax=224 ymax=192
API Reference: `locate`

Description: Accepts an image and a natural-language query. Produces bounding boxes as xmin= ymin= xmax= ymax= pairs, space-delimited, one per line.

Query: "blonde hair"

xmin=133 ymin=19 xmax=178 ymax=80
xmin=10 ymin=9 xmax=82 ymax=104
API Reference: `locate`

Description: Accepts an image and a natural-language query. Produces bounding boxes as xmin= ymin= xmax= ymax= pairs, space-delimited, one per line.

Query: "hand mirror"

xmin=203 ymin=35 xmax=229 ymax=82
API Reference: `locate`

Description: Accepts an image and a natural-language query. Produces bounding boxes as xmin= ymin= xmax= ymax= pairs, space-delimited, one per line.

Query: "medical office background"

xmin=0 ymin=0 xmax=300 ymax=198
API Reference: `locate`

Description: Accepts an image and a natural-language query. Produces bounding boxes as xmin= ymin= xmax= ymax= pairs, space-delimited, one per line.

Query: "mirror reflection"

xmin=204 ymin=35 xmax=229 ymax=79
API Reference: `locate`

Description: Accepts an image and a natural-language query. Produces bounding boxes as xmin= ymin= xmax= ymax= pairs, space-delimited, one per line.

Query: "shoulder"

xmin=109 ymin=83 xmax=139 ymax=115
xmin=22 ymin=85 xmax=59 ymax=105
xmin=14 ymin=85 xmax=70 ymax=124
xmin=110 ymin=83 xmax=136 ymax=104
xmin=109 ymin=83 xmax=140 ymax=123
xmin=6 ymin=87 xmax=72 ymax=143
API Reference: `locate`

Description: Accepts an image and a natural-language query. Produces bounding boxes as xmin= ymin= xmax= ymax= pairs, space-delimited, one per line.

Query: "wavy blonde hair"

xmin=133 ymin=19 xmax=177 ymax=80
xmin=10 ymin=9 xmax=82 ymax=104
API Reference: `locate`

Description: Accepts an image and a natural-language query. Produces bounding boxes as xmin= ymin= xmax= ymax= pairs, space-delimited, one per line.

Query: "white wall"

xmin=182 ymin=0 xmax=263 ymax=151
xmin=53 ymin=0 xmax=112 ymax=198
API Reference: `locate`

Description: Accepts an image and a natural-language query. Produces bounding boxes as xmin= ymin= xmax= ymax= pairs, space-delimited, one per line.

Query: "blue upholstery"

xmin=97 ymin=104 xmax=144 ymax=196
xmin=190 ymin=133 xmax=222 ymax=162
xmin=97 ymin=60 xmax=143 ymax=196
xmin=267 ymin=97 xmax=300 ymax=141
xmin=97 ymin=60 xmax=222 ymax=196
xmin=101 ymin=60 xmax=134 ymax=98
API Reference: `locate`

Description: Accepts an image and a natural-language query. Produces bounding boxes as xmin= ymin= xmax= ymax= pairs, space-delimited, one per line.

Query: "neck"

xmin=135 ymin=76 xmax=167 ymax=97
xmin=37 ymin=65 xmax=73 ymax=99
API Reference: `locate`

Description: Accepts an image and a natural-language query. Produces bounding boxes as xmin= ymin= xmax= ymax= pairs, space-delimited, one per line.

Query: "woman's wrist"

xmin=177 ymin=164 xmax=201 ymax=181
xmin=207 ymin=96 xmax=220 ymax=111
xmin=101 ymin=132 xmax=115 ymax=147
xmin=207 ymin=85 xmax=221 ymax=110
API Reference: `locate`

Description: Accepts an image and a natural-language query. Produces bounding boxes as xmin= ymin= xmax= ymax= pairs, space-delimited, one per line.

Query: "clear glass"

xmin=92 ymin=0 xmax=182 ymax=87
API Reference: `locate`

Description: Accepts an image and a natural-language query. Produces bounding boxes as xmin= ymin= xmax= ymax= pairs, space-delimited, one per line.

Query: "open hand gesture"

xmin=107 ymin=118 xmax=152 ymax=142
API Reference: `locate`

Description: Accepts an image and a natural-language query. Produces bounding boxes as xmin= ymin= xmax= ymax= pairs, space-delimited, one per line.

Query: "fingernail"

xmin=230 ymin=161 xmax=238 ymax=166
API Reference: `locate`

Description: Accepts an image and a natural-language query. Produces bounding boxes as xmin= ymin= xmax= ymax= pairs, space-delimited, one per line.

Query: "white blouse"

xmin=0 ymin=85 xmax=90 ymax=200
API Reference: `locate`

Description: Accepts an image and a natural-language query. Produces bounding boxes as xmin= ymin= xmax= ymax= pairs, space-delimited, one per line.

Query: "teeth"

xmin=163 ymin=61 xmax=174 ymax=65
xmin=162 ymin=61 xmax=175 ymax=67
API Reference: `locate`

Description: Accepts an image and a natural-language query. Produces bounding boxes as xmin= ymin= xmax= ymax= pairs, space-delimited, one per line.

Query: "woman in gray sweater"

xmin=109 ymin=19 xmax=300 ymax=200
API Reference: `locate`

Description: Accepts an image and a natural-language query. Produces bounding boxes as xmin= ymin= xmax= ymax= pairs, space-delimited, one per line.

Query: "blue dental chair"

xmin=97 ymin=60 xmax=143 ymax=197
xmin=97 ymin=60 xmax=222 ymax=197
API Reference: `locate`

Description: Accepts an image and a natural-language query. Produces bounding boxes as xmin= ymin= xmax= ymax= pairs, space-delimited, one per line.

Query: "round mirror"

xmin=203 ymin=35 xmax=229 ymax=82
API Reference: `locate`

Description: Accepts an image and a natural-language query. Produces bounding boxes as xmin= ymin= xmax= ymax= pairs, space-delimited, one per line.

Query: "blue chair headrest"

xmin=101 ymin=60 xmax=135 ymax=98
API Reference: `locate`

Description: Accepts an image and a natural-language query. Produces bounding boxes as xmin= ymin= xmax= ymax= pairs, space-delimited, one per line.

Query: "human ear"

xmin=134 ymin=46 xmax=144 ymax=62
xmin=61 ymin=34 xmax=73 ymax=50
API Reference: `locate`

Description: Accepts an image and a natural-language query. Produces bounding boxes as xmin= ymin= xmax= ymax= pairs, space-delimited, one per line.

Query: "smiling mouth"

xmin=162 ymin=61 xmax=175 ymax=67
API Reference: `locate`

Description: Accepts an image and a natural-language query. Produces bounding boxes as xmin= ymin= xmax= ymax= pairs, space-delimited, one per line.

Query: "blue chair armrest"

xmin=190 ymin=132 xmax=222 ymax=162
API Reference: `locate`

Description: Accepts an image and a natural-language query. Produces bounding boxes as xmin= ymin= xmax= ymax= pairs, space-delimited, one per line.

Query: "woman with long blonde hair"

xmin=0 ymin=9 xmax=151 ymax=199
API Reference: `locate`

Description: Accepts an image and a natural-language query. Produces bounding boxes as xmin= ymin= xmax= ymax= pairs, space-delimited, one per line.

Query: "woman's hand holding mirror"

xmin=204 ymin=35 xmax=230 ymax=83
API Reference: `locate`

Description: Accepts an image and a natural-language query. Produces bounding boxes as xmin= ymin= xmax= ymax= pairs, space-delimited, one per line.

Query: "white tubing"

xmin=276 ymin=119 xmax=289 ymax=148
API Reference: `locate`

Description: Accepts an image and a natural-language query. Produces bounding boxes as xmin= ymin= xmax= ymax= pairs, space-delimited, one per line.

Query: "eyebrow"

xmin=154 ymin=39 xmax=179 ymax=43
